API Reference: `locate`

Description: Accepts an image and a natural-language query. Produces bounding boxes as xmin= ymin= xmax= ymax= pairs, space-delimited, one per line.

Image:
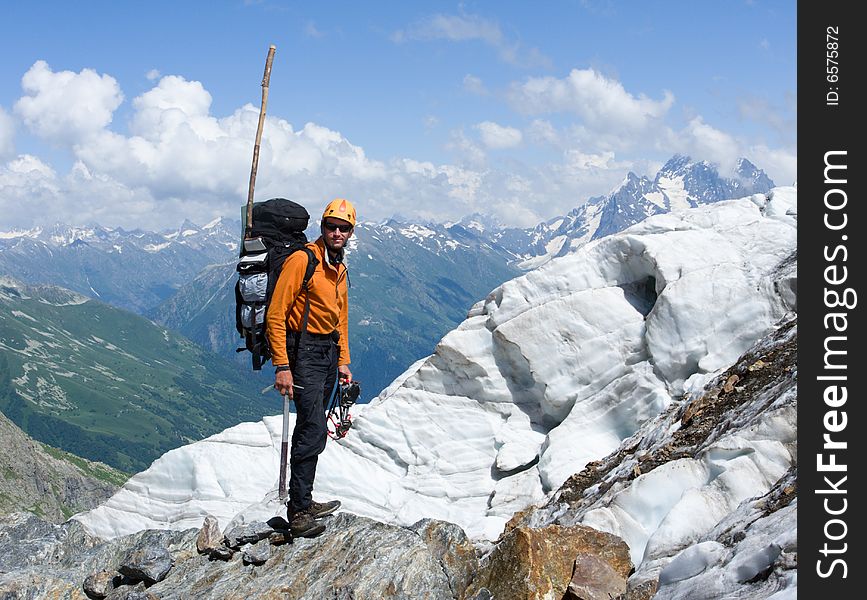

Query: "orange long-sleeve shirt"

xmin=266 ymin=237 xmax=350 ymax=367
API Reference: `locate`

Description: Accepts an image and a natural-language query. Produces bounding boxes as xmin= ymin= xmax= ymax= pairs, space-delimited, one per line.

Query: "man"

xmin=266 ymin=197 xmax=355 ymax=537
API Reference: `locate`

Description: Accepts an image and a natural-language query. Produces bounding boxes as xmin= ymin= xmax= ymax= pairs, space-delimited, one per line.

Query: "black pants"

xmin=287 ymin=334 xmax=338 ymax=514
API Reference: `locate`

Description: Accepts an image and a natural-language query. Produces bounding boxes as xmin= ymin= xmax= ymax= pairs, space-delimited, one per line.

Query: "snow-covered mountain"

xmin=495 ymin=155 xmax=776 ymax=268
xmin=73 ymin=186 xmax=797 ymax=596
xmin=0 ymin=156 xmax=773 ymax=307
xmin=0 ymin=218 xmax=238 ymax=313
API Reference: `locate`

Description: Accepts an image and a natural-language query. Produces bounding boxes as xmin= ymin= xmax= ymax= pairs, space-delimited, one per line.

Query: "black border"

xmin=798 ymin=2 xmax=862 ymax=595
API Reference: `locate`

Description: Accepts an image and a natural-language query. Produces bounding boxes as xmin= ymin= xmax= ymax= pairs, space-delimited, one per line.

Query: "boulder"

xmin=195 ymin=515 xmax=222 ymax=554
xmin=117 ymin=544 xmax=174 ymax=584
xmin=471 ymin=524 xmax=632 ymax=600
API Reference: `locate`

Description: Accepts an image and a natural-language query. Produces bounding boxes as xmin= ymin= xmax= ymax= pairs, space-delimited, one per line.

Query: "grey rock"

xmin=145 ymin=512 xmax=461 ymax=599
xmin=105 ymin=581 xmax=159 ymax=600
xmin=410 ymin=518 xmax=479 ymax=597
xmin=208 ymin=545 xmax=234 ymax=561
xmin=118 ymin=544 xmax=174 ymax=584
xmin=0 ymin=512 xmax=100 ymax=571
xmin=222 ymin=520 xmax=273 ymax=549
xmin=196 ymin=515 xmax=221 ymax=554
xmin=0 ymin=519 xmax=195 ymax=597
xmin=241 ymin=541 xmax=270 ymax=565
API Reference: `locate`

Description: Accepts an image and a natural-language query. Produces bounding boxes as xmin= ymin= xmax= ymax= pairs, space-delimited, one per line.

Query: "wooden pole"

xmin=245 ymin=44 xmax=276 ymax=239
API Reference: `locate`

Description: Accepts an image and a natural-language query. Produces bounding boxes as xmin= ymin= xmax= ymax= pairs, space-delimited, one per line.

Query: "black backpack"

xmin=235 ymin=198 xmax=319 ymax=370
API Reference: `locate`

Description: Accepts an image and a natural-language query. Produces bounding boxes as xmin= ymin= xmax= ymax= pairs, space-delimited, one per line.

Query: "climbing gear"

xmin=326 ymin=380 xmax=361 ymax=439
xmin=234 ymin=197 xmax=318 ymax=371
xmin=278 ymin=391 xmax=291 ymax=501
xmin=321 ymin=198 xmax=356 ymax=228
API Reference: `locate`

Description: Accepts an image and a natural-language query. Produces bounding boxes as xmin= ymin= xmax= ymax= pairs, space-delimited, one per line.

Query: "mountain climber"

xmin=266 ymin=198 xmax=356 ymax=537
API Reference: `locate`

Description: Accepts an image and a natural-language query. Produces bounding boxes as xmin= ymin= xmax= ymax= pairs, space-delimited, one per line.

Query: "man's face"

xmin=321 ymin=217 xmax=353 ymax=251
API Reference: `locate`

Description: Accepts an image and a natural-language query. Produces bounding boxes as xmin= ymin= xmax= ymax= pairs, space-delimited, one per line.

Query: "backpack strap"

xmin=290 ymin=247 xmax=319 ymax=366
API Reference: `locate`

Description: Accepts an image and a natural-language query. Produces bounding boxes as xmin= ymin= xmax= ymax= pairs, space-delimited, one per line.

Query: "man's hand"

xmin=338 ymin=365 xmax=352 ymax=383
xmin=275 ymin=368 xmax=295 ymax=398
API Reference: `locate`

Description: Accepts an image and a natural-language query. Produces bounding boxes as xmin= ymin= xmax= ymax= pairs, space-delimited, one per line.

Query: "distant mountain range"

xmin=0 ymin=156 xmax=774 ymax=297
xmin=0 ymin=154 xmax=776 ymax=446
xmin=0 ymin=217 xmax=239 ymax=314
xmin=488 ymin=155 xmax=775 ymax=267
xmin=0 ymin=278 xmax=275 ymax=472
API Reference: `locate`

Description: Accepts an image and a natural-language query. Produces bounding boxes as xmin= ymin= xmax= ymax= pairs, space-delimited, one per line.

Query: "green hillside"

xmin=0 ymin=279 xmax=277 ymax=473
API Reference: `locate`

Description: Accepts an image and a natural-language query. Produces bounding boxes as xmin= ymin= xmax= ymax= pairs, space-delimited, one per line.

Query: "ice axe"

xmin=261 ymin=383 xmax=303 ymax=502
xmin=278 ymin=391 xmax=291 ymax=501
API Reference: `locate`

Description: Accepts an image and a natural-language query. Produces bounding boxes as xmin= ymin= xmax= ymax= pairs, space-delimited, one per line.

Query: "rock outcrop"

xmin=0 ymin=409 xmax=126 ymax=522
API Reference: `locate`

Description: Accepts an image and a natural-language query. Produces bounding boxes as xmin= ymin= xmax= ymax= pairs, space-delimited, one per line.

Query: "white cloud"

xmin=563 ymin=149 xmax=619 ymax=171
xmin=14 ymin=61 xmax=123 ymax=144
xmin=4 ymin=66 xmax=401 ymax=229
xmin=745 ymin=144 xmax=797 ymax=187
xmin=475 ymin=121 xmax=522 ymax=149
xmin=2 ymin=61 xmax=794 ymax=232
xmin=446 ymin=129 xmax=487 ymax=166
xmin=130 ymin=75 xmax=215 ymax=138
xmin=678 ymin=117 xmax=741 ymax=175
xmin=395 ymin=13 xmax=502 ymax=44
xmin=0 ymin=107 xmax=14 ymax=159
xmin=304 ymin=20 xmax=324 ymax=38
xmin=146 ymin=69 xmax=161 ymax=81
xmin=508 ymin=68 xmax=674 ymax=133
xmin=393 ymin=13 xmax=550 ymax=68
xmin=526 ymin=119 xmax=560 ymax=146
xmin=737 ymin=95 xmax=795 ymax=139
xmin=463 ymin=74 xmax=488 ymax=96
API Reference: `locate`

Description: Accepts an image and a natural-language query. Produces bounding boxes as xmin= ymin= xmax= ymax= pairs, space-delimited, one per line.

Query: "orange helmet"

xmin=322 ymin=198 xmax=356 ymax=228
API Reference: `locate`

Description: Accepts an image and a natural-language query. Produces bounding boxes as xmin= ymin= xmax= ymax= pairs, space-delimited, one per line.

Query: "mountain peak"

xmin=660 ymin=154 xmax=693 ymax=174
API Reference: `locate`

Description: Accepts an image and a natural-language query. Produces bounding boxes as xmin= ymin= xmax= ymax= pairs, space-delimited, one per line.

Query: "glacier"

xmin=74 ymin=186 xmax=797 ymax=566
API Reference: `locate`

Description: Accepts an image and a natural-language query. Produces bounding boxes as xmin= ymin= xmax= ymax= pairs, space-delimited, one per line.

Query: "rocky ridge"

xmin=0 ymin=410 xmax=126 ymax=523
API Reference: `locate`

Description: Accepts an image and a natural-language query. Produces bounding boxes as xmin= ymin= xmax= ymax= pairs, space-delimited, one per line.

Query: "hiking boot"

xmin=308 ymin=499 xmax=341 ymax=518
xmin=289 ymin=511 xmax=325 ymax=538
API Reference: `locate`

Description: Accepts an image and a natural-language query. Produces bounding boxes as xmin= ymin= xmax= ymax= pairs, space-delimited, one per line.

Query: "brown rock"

xmin=196 ymin=515 xmax=221 ymax=554
xmin=722 ymin=374 xmax=740 ymax=394
xmin=471 ymin=524 xmax=632 ymax=600
xmin=565 ymin=554 xmax=627 ymax=600
xmin=268 ymin=531 xmax=292 ymax=545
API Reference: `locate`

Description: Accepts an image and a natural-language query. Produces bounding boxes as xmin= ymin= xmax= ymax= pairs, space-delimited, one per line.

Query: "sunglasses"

xmin=324 ymin=222 xmax=352 ymax=233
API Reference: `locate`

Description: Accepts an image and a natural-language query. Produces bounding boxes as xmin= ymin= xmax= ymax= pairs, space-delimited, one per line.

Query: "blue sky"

xmin=0 ymin=1 xmax=796 ymax=230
